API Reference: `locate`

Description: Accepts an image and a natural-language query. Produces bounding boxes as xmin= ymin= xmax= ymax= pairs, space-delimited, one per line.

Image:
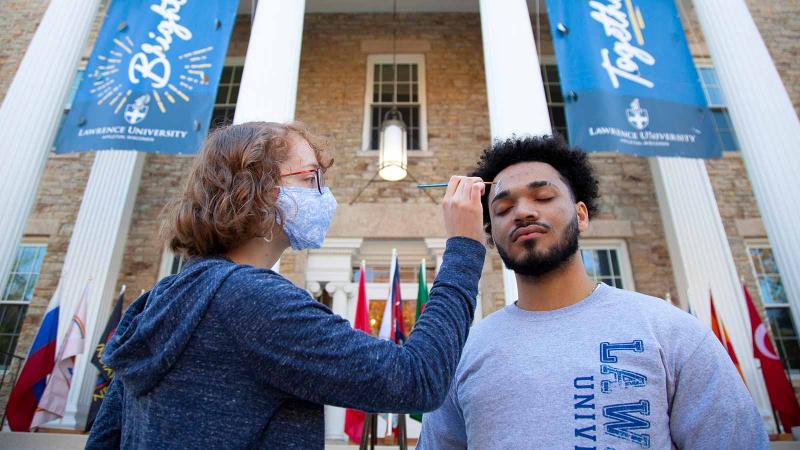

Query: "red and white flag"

xmin=31 ymin=281 xmax=90 ymax=428
xmin=744 ymin=283 xmax=800 ymax=432
xmin=345 ymin=262 xmax=370 ymax=443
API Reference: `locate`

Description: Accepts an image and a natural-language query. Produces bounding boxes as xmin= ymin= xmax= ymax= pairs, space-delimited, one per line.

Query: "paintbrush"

xmin=417 ymin=181 xmax=495 ymax=188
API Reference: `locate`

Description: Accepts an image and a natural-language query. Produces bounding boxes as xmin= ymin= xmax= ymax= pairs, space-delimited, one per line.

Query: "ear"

xmin=576 ymin=201 xmax=589 ymax=234
xmin=271 ymin=186 xmax=280 ymax=202
xmin=485 ymin=222 xmax=496 ymax=248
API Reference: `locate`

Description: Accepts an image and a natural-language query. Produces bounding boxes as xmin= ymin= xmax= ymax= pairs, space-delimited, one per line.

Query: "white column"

xmin=479 ymin=0 xmax=552 ymax=306
xmin=307 ymin=281 xmax=322 ymax=299
xmin=424 ymin=238 xmax=446 ymax=274
xmin=60 ymin=151 xmax=146 ymax=429
xmin=650 ymin=157 xmax=773 ymax=429
xmin=326 ymin=282 xmax=354 ymax=324
xmin=233 ymin=0 xmax=305 ymax=125
xmin=0 ymin=0 xmax=103 ymax=296
xmin=692 ymin=0 xmax=800 ymax=365
xmin=324 ymin=282 xmax=354 ymax=442
xmin=234 ymin=0 xmax=306 ymax=274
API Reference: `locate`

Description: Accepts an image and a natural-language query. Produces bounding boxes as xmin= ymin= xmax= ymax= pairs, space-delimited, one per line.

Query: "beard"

xmin=496 ymin=216 xmax=580 ymax=278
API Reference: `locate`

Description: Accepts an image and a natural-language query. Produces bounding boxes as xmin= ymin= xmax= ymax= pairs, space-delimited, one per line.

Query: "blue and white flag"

xmin=56 ymin=0 xmax=239 ymax=155
xmin=546 ymin=0 xmax=721 ymax=158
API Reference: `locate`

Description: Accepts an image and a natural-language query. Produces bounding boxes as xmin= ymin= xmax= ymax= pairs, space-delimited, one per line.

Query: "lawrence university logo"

xmin=626 ymin=99 xmax=649 ymax=130
xmin=124 ymin=95 xmax=151 ymax=124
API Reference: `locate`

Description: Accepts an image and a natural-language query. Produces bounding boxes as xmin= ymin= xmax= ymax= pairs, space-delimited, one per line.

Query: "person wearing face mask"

xmin=85 ymin=121 xmax=487 ymax=449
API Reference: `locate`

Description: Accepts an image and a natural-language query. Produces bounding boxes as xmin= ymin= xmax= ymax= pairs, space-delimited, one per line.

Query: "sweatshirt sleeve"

xmin=220 ymin=237 xmax=485 ymax=413
xmin=669 ymin=330 xmax=769 ymax=449
xmin=417 ymin=381 xmax=468 ymax=449
xmin=85 ymin=376 xmax=123 ymax=450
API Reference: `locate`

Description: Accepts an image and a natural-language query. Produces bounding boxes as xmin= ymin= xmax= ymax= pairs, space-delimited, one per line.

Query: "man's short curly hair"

xmin=470 ymin=135 xmax=600 ymax=243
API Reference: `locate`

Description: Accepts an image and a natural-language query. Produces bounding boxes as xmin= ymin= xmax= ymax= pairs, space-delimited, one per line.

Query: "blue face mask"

xmin=276 ymin=186 xmax=338 ymax=250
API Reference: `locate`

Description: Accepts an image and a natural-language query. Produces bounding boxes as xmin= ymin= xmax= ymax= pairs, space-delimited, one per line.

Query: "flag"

xmin=389 ymin=253 xmax=406 ymax=436
xmin=379 ymin=250 xmax=405 ymax=343
xmin=377 ymin=250 xmax=405 ymax=438
xmin=391 ymin=257 xmax=407 ymax=345
xmin=85 ymin=286 xmax=125 ymax=431
xmin=5 ymin=286 xmax=61 ymax=431
xmin=410 ymin=259 xmax=429 ymax=423
xmin=709 ymin=293 xmax=746 ymax=383
xmin=414 ymin=259 xmax=429 ymax=323
xmin=31 ymin=281 xmax=90 ymax=428
xmin=744 ymin=283 xmax=800 ymax=432
xmin=345 ymin=264 xmax=369 ymax=443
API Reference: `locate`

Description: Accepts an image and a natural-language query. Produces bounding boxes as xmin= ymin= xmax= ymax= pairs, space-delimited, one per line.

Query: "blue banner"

xmin=56 ymin=0 xmax=239 ymax=155
xmin=545 ymin=0 xmax=721 ymax=158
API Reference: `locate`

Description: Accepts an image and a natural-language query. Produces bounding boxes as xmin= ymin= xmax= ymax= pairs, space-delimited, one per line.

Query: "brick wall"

xmin=2 ymin=2 xmax=799 ymax=413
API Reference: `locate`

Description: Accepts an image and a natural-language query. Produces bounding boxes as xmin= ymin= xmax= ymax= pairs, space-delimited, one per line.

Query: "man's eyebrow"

xmin=490 ymin=189 xmax=510 ymax=205
xmin=491 ymin=180 xmax=556 ymax=205
xmin=528 ymin=181 xmax=556 ymax=190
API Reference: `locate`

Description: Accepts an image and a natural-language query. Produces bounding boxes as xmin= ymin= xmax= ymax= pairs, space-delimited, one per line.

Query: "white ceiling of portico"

xmin=237 ymin=0 xmax=542 ymax=14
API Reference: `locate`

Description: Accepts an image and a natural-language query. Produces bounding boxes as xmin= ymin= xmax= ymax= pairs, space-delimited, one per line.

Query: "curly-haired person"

xmin=86 ymin=122 xmax=488 ymax=449
xmin=418 ymin=136 xmax=767 ymax=450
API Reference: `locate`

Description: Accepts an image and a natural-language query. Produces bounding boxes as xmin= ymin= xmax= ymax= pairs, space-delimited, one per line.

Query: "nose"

xmin=513 ymin=197 xmax=540 ymax=224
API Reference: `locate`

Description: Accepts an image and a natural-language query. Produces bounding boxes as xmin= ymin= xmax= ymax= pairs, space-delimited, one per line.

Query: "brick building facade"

xmin=1 ymin=0 xmax=798 ymax=439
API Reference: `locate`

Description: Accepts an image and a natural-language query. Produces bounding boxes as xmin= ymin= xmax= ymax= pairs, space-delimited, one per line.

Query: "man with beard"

xmin=417 ymin=136 xmax=767 ymax=449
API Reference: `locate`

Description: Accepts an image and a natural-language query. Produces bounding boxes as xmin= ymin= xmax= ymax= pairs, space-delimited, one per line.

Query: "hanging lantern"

xmin=378 ymin=108 xmax=408 ymax=181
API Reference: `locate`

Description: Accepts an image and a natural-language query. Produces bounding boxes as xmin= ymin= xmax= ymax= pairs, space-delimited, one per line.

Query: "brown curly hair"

xmin=161 ymin=121 xmax=333 ymax=257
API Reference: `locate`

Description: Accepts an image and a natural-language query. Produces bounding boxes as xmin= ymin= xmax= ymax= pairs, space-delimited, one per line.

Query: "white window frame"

xmin=745 ymin=238 xmax=800 ymax=378
xmin=1 ymin=239 xmax=48 ymax=306
xmin=579 ymin=239 xmax=636 ymax=291
xmin=1 ymin=239 xmax=47 ymax=371
xmin=209 ymin=57 xmax=245 ymax=129
xmin=158 ymin=246 xmax=186 ymax=279
xmin=696 ymin=63 xmax=739 ymax=152
xmin=361 ymin=54 xmax=428 ymax=153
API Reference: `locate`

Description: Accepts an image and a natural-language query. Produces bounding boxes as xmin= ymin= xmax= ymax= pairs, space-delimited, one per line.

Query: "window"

xmin=65 ymin=70 xmax=83 ymax=110
xmin=747 ymin=241 xmax=799 ymax=374
xmin=362 ymin=54 xmax=427 ymax=151
xmin=698 ymin=67 xmax=739 ymax=152
xmin=158 ymin=247 xmax=186 ymax=279
xmin=579 ymin=240 xmax=634 ymax=290
xmin=54 ymin=70 xmax=84 ymax=145
xmin=209 ymin=64 xmax=243 ymax=130
xmin=540 ymin=64 xmax=568 ymax=140
xmin=0 ymin=243 xmax=47 ymax=368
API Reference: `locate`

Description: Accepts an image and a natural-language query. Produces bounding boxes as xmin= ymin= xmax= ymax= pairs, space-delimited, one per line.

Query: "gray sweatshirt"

xmin=418 ymin=283 xmax=768 ymax=449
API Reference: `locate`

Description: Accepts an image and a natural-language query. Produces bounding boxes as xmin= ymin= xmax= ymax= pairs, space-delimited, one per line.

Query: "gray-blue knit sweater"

xmin=85 ymin=237 xmax=484 ymax=449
